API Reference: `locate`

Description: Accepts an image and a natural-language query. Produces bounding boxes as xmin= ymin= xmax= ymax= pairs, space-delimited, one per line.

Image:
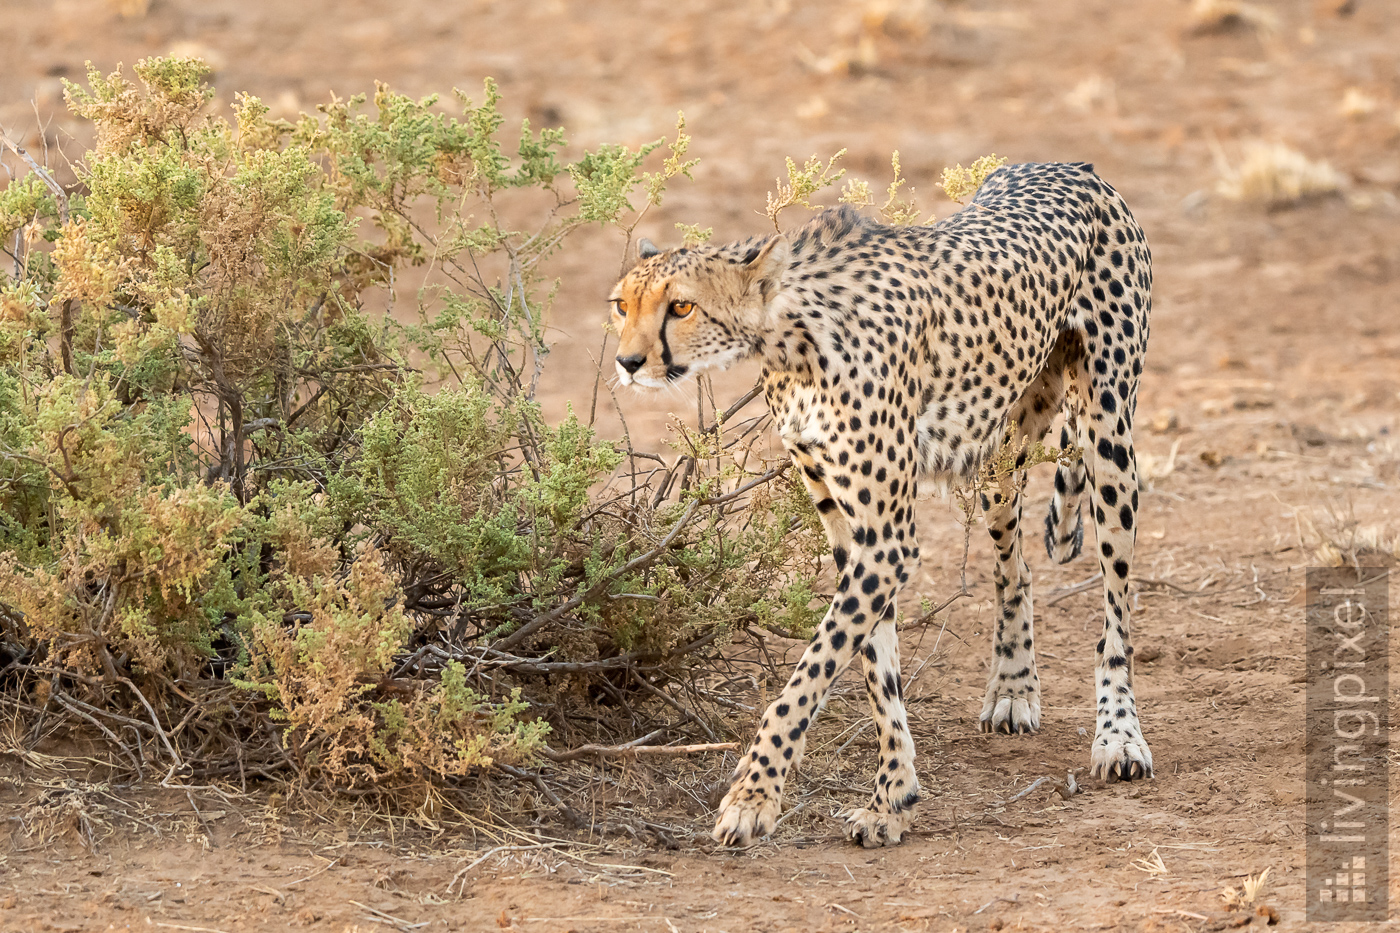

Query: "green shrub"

xmin=0 ymin=58 xmax=823 ymax=795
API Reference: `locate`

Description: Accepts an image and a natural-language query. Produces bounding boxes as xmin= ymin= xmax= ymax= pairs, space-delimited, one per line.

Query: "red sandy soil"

xmin=3 ymin=0 xmax=1400 ymax=930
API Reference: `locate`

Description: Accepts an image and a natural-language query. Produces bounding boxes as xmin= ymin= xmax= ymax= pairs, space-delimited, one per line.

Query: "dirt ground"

xmin=4 ymin=0 xmax=1400 ymax=930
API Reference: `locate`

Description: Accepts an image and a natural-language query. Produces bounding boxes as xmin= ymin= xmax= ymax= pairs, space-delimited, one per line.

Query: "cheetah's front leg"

xmin=713 ymin=500 xmax=917 ymax=846
xmin=711 ymin=611 xmax=861 ymax=846
xmin=842 ymin=618 xmax=920 ymax=847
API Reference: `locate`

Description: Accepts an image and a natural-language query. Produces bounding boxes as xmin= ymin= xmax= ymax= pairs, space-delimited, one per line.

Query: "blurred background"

xmin=3 ymin=0 xmax=1397 ymax=444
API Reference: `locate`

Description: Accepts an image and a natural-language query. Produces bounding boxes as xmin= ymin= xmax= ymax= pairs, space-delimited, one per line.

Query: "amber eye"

xmin=669 ymin=300 xmax=696 ymax=318
xmin=611 ymin=299 xmax=627 ymax=318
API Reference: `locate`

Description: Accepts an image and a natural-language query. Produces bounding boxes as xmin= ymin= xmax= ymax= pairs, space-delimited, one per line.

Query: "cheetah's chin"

xmin=621 ymin=374 xmax=669 ymax=389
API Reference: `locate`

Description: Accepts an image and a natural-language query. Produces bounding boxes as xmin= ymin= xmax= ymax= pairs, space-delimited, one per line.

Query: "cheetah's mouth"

xmin=619 ymin=363 xmax=690 ymax=390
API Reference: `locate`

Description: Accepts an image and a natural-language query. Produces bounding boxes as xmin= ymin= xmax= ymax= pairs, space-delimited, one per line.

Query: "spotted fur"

xmin=609 ymin=162 xmax=1153 ymax=848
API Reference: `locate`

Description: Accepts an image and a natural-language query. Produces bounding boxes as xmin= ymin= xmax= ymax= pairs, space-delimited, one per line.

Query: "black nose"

xmin=616 ymin=354 xmax=645 ymax=375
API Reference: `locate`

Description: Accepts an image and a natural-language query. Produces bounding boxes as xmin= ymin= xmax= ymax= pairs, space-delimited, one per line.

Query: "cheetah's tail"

xmin=1044 ymin=420 xmax=1086 ymax=564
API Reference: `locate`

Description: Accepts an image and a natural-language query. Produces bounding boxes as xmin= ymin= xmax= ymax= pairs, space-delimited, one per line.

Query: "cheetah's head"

xmin=607 ymin=235 xmax=790 ymax=388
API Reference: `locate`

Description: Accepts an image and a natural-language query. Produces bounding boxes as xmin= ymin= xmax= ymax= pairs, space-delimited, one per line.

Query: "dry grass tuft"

xmin=1063 ymin=75 xmax=1117 ymax=114
xmin=1138 ymin=438 xmax=1183 ymax=492
xmin=940 ymin=154 xmax=1007 ymax=204
xmin=107 ymin=0 xmax=150 ymax=18
xmin=797 ymin=0 xmax=1029 ymax=79
xmin=1339 ymin=87 xmax=1379 ymax=119
xmin=1295 ymin=500 xmax=1399 ymax=569
xmin=20 ymin=781 xmax=116 ymax=848
xmin=1213 ymin=140 xmax=1346 ymax=207
xmin=1221 ymin=867 xmax=1272 ymax=909
xmin=1313 ymin=524 xmax=1400 ymax=568
xmin=1185 ymin=0 xmax=1279 ymax=34
xmin=1130 ymin=847 xmax=1169 ymax=877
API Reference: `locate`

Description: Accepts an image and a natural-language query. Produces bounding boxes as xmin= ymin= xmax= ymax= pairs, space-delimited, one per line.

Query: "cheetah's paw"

xmin=841 ymin=804 xmax=917 ymax=848
xmin=979 ymin=692 xmax=1041 ymax=734
xmin=1089 ymin=732 xmax=1153 ymax=782
xmin=712 ymin=783 xmax=781 ymax=847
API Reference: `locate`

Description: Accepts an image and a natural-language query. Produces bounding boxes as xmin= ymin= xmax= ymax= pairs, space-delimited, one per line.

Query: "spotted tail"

xmin=1044 ymin=420 xmax=1087 ymax=563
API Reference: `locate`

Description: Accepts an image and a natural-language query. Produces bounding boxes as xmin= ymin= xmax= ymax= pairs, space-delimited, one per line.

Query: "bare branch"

xmin=0 ymin=124 xmax=70 ymax=224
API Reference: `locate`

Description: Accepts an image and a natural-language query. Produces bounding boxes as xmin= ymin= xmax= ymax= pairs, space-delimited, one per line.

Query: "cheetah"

xmin=607 ymin=162 xmax=1153 ymax=848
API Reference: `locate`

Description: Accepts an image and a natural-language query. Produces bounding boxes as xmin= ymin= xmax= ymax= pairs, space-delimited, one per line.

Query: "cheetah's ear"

xmin=743 ymin=235 xmax=790 ymax=300
xmin=637 ymin=239 xmax=660 ymax=260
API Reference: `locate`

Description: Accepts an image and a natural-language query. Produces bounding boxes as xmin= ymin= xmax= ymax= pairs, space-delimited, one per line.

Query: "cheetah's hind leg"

xmin=979 ymin=376 xmax=1064 ymax=736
